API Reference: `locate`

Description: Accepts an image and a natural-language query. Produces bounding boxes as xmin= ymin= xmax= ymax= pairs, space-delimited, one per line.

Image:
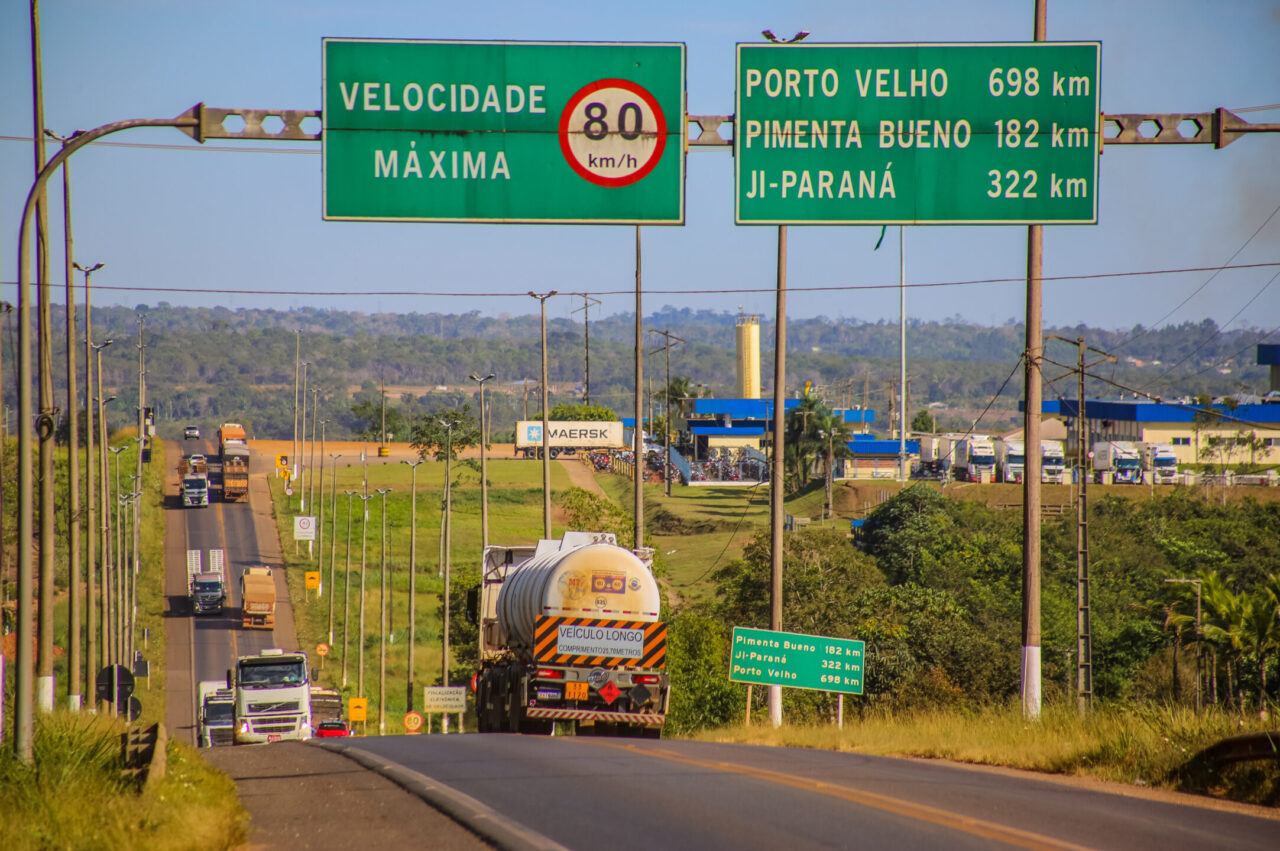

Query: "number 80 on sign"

xmin=559 ymin=78 xmax=668 ymax=188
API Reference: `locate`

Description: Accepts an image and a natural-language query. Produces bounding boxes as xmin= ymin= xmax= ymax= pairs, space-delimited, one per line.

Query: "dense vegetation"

xmin=655 ymin=485 xmax=1280 ymax=730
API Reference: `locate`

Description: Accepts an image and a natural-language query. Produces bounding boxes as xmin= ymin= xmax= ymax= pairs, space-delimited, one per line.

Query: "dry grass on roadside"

xmin=688 ymin=703 xmax=1280 ymax=804
xmin=0 ymin=712 xmax=245 ymax=851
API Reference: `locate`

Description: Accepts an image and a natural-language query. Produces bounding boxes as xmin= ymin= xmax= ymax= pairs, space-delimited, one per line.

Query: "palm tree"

xmin=785 ymin=394 xmax=826 ymax=490
xmin=812 ymin=409 xmax=854 ymax=518
xmin=1237 ymin=591 xmax=1278 ymax=710
xmin=1200 ymin=572 xmax=1246 ymax=710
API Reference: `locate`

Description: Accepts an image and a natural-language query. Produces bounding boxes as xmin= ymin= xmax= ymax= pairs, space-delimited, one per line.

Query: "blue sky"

xmin=2 ymin=0 xmax=1278 ymax=333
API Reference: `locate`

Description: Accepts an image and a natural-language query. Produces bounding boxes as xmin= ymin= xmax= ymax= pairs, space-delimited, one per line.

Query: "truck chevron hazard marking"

xmin=534 ymin=616 xmax=667 ymax=669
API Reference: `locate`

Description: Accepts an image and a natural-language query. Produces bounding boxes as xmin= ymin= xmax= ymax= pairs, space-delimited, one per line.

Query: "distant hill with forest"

xmin=24 ymin=303 xmax=1271 ymax=442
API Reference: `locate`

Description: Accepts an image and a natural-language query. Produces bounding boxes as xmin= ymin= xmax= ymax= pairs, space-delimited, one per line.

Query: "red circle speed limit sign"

xmin=558 ymin=78 xmax=668 ymax=187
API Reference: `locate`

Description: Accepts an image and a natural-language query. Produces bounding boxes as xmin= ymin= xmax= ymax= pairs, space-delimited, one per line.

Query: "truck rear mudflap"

xmin=526 ymin=707 xmax=664 ymax=726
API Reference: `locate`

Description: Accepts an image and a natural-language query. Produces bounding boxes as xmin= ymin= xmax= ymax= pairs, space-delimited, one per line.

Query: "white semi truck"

xmin=1041 ymin=440 xmax=1067 ymax=484
xmin=470 ymin=531 xmax=669 ymax=737
xmin=954 ymin=435 xmax=997 ymax=482
xmin=198 ymin=680 xmax=235 ymax=747
xmin=1094 ymin=440 xmax=1143 ymax=484
xmin=227 ymin=648 xmax=312 ymax=744
xmin=1141 ymin=443 xmax=1179 ymax=484
xmin=995 ymin=437 xmax=1026 ymax=483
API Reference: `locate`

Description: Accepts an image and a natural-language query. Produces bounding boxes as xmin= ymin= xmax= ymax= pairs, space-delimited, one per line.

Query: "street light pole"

xmin=328 ymin=453 xmax=341 ymax=646
xmin=108 ymin=445 xmax=126 ymax=666
xmin=529 ymin=291 xmax=557 ymax=538
xmin=81 ymin=321 xmax=106 ymax=705
xmin=401 ymin=459 xmax=425 ymax=710
xmin=376 ymin=487 xmax=392 ymax=734
xmin=299 ymin=361 xmax=310 ymax=511
xmin=470 ymin=373 xmax=495 ymax=547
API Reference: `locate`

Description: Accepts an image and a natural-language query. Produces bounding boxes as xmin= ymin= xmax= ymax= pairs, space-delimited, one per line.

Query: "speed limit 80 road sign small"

xmin=324 ymin=39 xmax=686 ymax=224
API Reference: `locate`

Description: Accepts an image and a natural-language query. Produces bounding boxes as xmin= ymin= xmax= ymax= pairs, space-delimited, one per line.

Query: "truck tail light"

xmin=634 ymin=674 xmax=661 ymax=684
xmin=535 ymin=668 xmax=564 ymax=679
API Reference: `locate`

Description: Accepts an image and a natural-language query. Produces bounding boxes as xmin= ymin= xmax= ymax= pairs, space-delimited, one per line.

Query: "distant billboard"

xmin=515 ymin=420 xmax=624 ymax=448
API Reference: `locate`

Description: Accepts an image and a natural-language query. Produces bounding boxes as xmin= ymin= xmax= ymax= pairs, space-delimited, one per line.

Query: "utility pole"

xmin=292 ymin=331 xmax=300 ymax=496
xmin=309 ymin=388 xmax=319 ymax=517
xmin=328 ymin=452 xmax=341 ymax=647
xmin=299 ymin=361 xmax=310 ymax=511
xmin=633 ymin=226 xmax=644 ymax=551
xmin=356 ymin=492 xmax=372 ymax=699
xmin=134 ymin=317 xmax=146 ymax=664
xmin=1020 ymin=0 xmax=1047 ymax=721
xmin=439 ymin=419 xmax=455 ymax=731
xmin=341 ymin=490 xmax=356 ymax=688
xmin=572 ymin=294 xmax=601 ymax=405
xmin=78 ymin=266 xmax=102 ymax=705
xmin=529 ymin=291 xmax=557 ymax=538
xmin=769 ymin=225 xmax=787 ymax=729
xmin=376 ymin=487 xmax=392 ymax=734
xmin=898 ymin=227 xmax=908 ymax=484
xmin=1046 ymin=334 xmax=1114 ymax=716
xmin=402 ymin=459 xmax=425 ymax=709
xmin=470 ymin=373 xmax=495 ymax=547
xmin=647 ymin=329 xmax=685 ymax=497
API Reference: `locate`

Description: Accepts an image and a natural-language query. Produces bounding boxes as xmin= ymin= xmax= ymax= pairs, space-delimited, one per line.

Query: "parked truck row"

xmin=917 ymin=434 xmax=1179 ymax=485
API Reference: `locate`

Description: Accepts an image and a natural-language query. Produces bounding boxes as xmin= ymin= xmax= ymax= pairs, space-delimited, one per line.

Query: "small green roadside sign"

xmin=323 ymin=39 xmax=686 ymax=224
xmin=736 ymin=42 xmax=1100 ymax=225
xmin=730 ymin=626 xmax=864 ymax=695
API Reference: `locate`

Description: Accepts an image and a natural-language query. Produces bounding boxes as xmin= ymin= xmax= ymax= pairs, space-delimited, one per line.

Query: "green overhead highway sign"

xmin=736 ymin=42 xmax=1100 ymax=225
xmin=730 ymin=626 xmax=865 ymax=695
xmin=323 ymin=39 xmax=686 ymax=224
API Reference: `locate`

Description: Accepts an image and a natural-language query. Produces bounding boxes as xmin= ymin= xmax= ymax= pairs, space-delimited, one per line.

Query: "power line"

xmin=1111 ymin=203 xmax=1280 ymax=353
xmin=3 ymin=261 xmax=1278 ymax=301
xmin=1153 ymin=268 xmax=1280 ymax=385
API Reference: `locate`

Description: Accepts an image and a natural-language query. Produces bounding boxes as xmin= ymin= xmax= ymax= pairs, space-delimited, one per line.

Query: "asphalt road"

xmin=341 ymin=734 xmax=1279 ymax=851
xmin=166 ymin=438 xmax=291 ymax=746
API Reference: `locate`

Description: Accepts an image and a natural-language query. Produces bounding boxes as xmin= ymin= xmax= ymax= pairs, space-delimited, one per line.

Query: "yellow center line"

xmin=584 ymin=741 xmax=1091 ymax=851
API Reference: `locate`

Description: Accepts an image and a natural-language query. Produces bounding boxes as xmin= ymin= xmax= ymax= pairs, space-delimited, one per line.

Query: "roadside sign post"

xmin=348 ymin=697 xmax=368 ymax=734
xmin=294 ymin=516 xmax=316 ymax=559
xmin=736 ymin=42 xmax=1100 ymax=225
xmin=729 ymin=627 xmax=865 ymax=701
xmin=423 ymin=686 xmax=467 ymax=733
xmin=323 ymin=39 xmax=686 ymax=224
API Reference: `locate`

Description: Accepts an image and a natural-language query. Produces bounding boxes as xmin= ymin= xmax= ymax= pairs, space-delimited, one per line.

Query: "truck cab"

xmin=198 ymin=680 xmax=235 ymax=747
xmin=182 ymin=474 xmax=209 ymax=507
xmin=191 ymin=573 xmax=227 ymax=614
xmin=229 ymin=649 xmax=312 ymax=744
xmin=1142 ymin=443 xmax=1178 ymax=484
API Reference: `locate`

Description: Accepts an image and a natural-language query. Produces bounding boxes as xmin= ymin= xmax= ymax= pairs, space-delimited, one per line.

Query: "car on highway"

xmin=313 ymin=720 xmax=351 ymax=738
xmin=184 ymin=425 xmax=200 ymax=439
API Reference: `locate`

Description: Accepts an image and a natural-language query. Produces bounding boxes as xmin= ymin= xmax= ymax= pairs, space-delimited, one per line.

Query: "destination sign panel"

xmin=323 ymin=39 xmax=686 ymax=224
xmin=730 ymin=626 xmax=865 ymax=695
xmin=736 ymin=42 xmax=1100 ymax=224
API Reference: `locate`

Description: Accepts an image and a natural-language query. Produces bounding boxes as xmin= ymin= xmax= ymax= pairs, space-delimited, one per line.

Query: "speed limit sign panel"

xmin=323 ymin=39 xmax=685 ymax=224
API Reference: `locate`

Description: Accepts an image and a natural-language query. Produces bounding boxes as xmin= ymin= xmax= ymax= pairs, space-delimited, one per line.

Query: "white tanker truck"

xmin=468 ymin=531 xmax=669 ymax=737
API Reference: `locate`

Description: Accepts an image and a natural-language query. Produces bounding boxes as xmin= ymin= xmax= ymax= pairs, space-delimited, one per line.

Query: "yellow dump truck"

xmin=240 ymin=566 xmax=276 ymax=629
